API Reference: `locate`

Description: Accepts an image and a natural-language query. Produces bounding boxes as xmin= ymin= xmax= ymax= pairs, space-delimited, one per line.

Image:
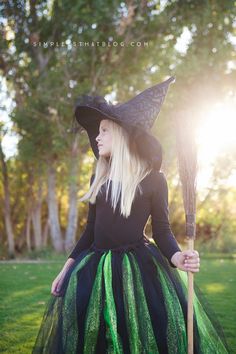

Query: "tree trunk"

xmin=26 ymin=211 xmax=32 ymax=252
xmin=31 ymin=177 xmax=43 ymax=250
xmin=47 ymin=162 xmax=64 ymax=252
xmin=65 ymin=135 xmax=80 ymax=252
xmin=42 ymin=217 xmax=49 ymax=247
xmin=0 ymin=141 xmax=15 ymax=258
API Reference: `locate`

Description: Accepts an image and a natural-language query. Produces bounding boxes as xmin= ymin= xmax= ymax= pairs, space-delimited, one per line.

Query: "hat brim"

xmin=75 ymin=105 xmax=162 ymax=170
xmin=75 ymin=105 xmax=128 ymax=159
xmin=75 ymin=105 xmax=124 ymax=130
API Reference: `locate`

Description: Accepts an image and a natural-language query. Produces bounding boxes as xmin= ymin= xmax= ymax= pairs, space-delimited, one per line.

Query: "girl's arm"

xmin=67 ymin=173 xmax=96 ymax=260
xmin=150 ymin=171 xmax=182 ymax=268
xmin=150 ymin=170 xmax=200 ymax=272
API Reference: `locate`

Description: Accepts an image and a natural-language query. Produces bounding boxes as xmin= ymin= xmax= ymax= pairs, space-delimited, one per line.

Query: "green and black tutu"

xmin=32 ymin=238 xmax=229 ymax=353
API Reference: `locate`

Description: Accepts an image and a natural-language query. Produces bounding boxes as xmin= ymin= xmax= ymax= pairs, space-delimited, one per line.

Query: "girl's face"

xmin=95 ymin=119 xmax=112 ymax=158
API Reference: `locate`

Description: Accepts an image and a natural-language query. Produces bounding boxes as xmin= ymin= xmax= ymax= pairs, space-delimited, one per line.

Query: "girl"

xmin=32 ymin=77 xmax=229 ymax=353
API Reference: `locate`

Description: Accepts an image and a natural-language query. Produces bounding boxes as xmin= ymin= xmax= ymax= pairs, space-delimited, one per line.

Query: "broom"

xmin=175 ymin=109 xmax=198 ymax=354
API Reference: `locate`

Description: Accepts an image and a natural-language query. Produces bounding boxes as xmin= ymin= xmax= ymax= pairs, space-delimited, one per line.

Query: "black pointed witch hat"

xmin=71 ymin=76 xmax=175 ymax=170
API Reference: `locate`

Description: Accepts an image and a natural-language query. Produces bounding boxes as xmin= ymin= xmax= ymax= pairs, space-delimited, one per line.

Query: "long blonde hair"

xmin=80 ymin=119 xmax=153 ymax=218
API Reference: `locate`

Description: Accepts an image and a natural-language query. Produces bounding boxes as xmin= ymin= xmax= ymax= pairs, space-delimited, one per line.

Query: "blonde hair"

xmin=80 ymin=119 xmax=153 ymax=218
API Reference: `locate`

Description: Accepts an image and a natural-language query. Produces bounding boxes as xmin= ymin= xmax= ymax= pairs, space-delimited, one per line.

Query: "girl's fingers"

xmin=52 ymin=288 xmax=61 ymax=296
xmin=184 ymin=257 xmax=200 ymax=267
xmin=51 ymin=287 xmax=58 ymax=296
xmin=51 ymin=285 xmax=56 ymax=294
xmin=192 ymin=250 xmax=199 ymax=256
xmin=178 ymin=251 xmax=200 ymax=272
xmin=184 ymin=258 xmax=200 ymax=264
xmin=53 ymin=278 xmax=65 ymax=295
xmin=56 ymin=279 xmax=64 ymax=292
xmin=185 ymin=262 xmax=199 ymax=268
xmin=185 ymin=264 xmax=200 ymax=272
xmin=185 ymin=260 xmax=200 ymax=266
xmin=186 ymin=264 xmax=200 ymax=270
xmin=51 ymin=279 xmax=62 ymax=296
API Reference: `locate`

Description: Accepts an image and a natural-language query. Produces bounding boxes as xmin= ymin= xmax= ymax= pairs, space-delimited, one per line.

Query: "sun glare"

xmin=195 ymin=101 xmax=236 ymax=191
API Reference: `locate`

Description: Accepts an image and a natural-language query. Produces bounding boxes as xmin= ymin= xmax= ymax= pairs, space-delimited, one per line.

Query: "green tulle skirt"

xmin=32 ymin=239 xmax=230 ymax=353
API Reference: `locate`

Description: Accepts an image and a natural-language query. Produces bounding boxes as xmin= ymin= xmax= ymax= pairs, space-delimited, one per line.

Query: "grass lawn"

xmin=0 ymin=256 xmax=235 ymax=353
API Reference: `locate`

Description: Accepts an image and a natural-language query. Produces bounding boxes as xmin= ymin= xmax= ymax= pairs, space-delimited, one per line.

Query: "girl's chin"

xmin=99 ymin=151 xmax=111 ymax=158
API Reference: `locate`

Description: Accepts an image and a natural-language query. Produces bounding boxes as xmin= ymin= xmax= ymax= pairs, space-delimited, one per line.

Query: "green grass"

xmin=194 ymin=257 xmax=236 ymax=352
xmin=0 ymin=261 xmax=63 ymax=354
xmin=0 ymin=257 xmax=235 ymax=353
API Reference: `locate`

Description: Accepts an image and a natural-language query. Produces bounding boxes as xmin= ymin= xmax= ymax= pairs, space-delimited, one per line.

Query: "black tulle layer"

xmin=32 ymin=239 xmax=230 ymax=354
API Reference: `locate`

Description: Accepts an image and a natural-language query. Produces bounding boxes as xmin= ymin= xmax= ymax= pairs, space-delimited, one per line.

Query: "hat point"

xmin=165 ymin=75 xmax=175 ymax=84
xmin=73 ymin=75 xmax=175 ymax=168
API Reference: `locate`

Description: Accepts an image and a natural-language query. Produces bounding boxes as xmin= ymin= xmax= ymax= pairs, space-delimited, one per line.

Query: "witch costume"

xmin=32 ymin=77 xmax=229 ymax=353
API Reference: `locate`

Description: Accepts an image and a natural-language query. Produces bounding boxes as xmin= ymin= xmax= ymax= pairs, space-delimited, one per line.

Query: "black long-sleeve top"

xmin=68 ymin=169 xmax=182 ymax=268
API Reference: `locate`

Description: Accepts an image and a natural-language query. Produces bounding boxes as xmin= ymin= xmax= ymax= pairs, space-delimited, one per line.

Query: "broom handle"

xmin=187 ymin=238 xmax=194 ymax=354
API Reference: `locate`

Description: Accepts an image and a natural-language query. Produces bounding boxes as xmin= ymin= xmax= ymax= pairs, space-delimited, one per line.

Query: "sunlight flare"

xmin=195 ymin=101 xmax=236 ymax=190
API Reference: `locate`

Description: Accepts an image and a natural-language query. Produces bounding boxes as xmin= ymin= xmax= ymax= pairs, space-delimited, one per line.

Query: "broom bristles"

xmin=175 ymin=110 xmax=198 ymax=238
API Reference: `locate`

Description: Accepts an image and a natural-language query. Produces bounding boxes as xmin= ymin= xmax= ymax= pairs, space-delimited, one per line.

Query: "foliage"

xmin=0 ymin=0 xmax=236 ymax=255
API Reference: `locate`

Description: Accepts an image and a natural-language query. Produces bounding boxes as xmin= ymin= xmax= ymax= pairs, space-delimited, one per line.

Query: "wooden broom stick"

xmin=175 ymin=109 xmax=198 ymax=354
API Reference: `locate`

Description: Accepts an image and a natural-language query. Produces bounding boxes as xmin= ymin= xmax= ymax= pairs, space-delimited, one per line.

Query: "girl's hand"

xmin=51 ymin=271 xmax=66 ymax=297
xmin=51 ymin=258 xmax=75 ymax=297
xmin=171 ymin=250 xmax=200 ymax=273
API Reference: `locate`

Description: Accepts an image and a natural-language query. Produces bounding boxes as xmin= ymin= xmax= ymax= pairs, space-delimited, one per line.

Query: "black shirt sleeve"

xmin=150 ymin=171 xmax=181 ymax=268
xmin=67 ymin=173 xmax=96 ymax=259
